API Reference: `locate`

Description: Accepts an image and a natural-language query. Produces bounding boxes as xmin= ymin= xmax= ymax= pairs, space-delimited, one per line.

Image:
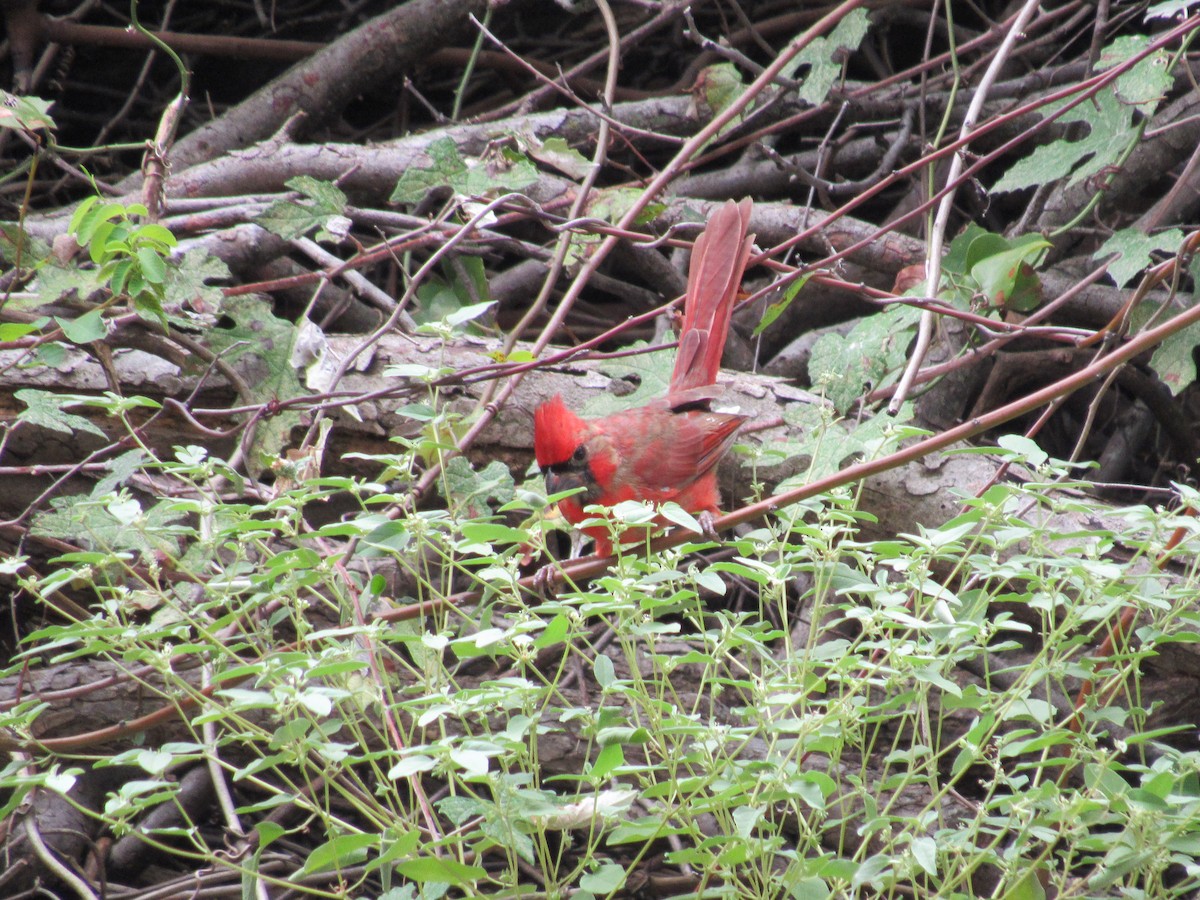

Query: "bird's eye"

xmin=571 ymin=445 xmax=587 ymax=463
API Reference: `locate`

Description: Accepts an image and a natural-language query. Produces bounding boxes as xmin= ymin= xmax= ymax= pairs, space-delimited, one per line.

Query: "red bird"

xmin=534 ymin=199 xmax=754 ymax=556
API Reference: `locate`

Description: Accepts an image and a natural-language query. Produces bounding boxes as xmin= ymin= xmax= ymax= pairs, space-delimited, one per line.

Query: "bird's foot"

xmin=532 ymin=562 xmax=560 ymax=598
xmin=697 ymin=510 xmax=720 ymax=543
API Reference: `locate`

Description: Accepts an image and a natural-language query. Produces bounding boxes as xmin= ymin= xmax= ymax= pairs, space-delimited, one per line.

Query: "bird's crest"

xmin=534 ymin=395 xmax=586 ymax=467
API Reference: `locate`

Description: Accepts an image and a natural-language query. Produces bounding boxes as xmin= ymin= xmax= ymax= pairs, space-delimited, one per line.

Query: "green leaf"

xmin=88 ymin=221 xmax=117 ymax=263
xmin=969 ymin=237 xmax=1049 ymax=311
xmin=0 ymin=223 xmax=49 ymax=267
xmin=993 ymin=90 xmax=1136 ymax=194
xmin=1097 ymin=35 xmax=1173 ymax=109
xmin=849 ymin=854 xmax=892 ymax=889
xmin=445 ymin=300 xmax=496 ymax=327
xmin=95 ymin=449 xmax=149 ymax=495
xmin=0 ymin=91 xmax=56 ymax=132
xmin=658 ymin=502 xmax=702 ymax=535
xmin=1128 ymin=280 xmax=1200 ymax=395
xmin=696 ymin=62 xmax=745 ymax=118
xmin=15 ymin=389 xmax=106 ymax=437
xmin=55 ymin=308 xmax=107 ymax=344
xmin=910 ymin=836 xmax=938 ymax=877
xmin=388 ymin=755 xmax=437 ymax=779
xmin=0 ymin=321 xmax=42 ymax=342
xmin=391 ymin=136 xmax=537 ymax=204
xmin=44 ymin=769 xmax=78 ymax=794
xmin=74 ymin=202 xmax=128 ymax=248
xmin=33 ymin=342 xmax=67 ymax=367
xmin=999 ymin=866 xmax=1047 ymax=900
xmin=35 ymin=262 xmax=103 ymax=308
xmin=807 ymin=304 xmax=920 ymax=413
xmin=754 ymin=273 xmax=811 ymax=336
xmin=33 ymin=493 xmax=184 ymax=554
xmin=68 ymin=195 xmax=100 ymax=237
xmin=594 ymin=654 xmax=615 ymax=689
xmin=257 ymin=176 xmax=348 ymax=241
xmin=364 ymin=828 xmax=421 ymax=875
xmin=1146 ymin=0 xmax=1195 ymax=19
xmin=997 ymin=434 xmax=1049 ymax=467
xmin=1140 ymin=307 xmax=1200 ymax=395
xmin=135 ymin=246 xmax=167 ymax=284
xmin=733 ymin=804 xmax=763 ymax=838
xmin=411 ymin=273 xmax=494 ymax=332
xmin=587 ymin=187 xmax=665 ymax=225
xmin=584 ymin=342 xmax=673 ymax=416
xmin=782 ymin=8 xmax=870 ymax=104
xmin=1093 ymin=226 xmax=1183 ymax=288
xmin=293 ymin=833 xmax=377 ymax=879
xmin=199 ymin=294 xmax=305 ymax=470
xmin=588 ymin=742 xmax=624 ymax=780
xmin=580 ymin=862 xmax=626 ymax=893
xmin=942 ymin=222 xmax=989 ymax=281
xmin=256 ymin=821 xmax=284 ymax=851
xmin=526 ymin=135 xmax=592 ymax=179
xmin=132 ymin=223 xmax=177 ymax=249
xmin=391 ymin=138 xmax=462 ymax=204
xmin=789 ymin=877 xmax=833 ymax=900
xmin=440 ymin=457 xmax=515 ymax=518
xmin=163 ymin=250 xmax=230 ymax=316
xmin=394 ymin=856 xmax=487 ymax=885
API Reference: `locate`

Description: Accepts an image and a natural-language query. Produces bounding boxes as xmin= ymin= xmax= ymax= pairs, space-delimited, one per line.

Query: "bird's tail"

xmin=669 ymin=198 xmax=754 ymax=397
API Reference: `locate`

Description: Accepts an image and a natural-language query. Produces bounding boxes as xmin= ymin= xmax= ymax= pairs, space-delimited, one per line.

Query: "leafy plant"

xmin=7 ymin=418 xmax=1200 ymax=898
xmin=67 ymin=196 xmax=178 ymax=326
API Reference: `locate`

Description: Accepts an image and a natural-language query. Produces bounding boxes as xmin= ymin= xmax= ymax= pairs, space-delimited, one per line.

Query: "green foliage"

xmin=162 ymin=249 xmax=230 ymax=316
xmin=1094 ymin=226 xmax=1184 ymax=288
xmin=1092 ymin=228 xmax=1200 ymax=396
xmin=4 ymin=12 xmax=1200 ymax=896
xmin=0 ymin=90 xmax=55 ymax=132
xmin=586 ymin=187 xmax=665 ymax=226
xmin=754 ymin=272 xmax=812 ymax=337
xmin=808 ymin=305 xmax=921 ymax=413
xmin=1129 ymin=300 xmax=1200 ymax=395
xmin=23 ymin=194 xmax=228 ymax=357
xmin=782 ymin=8 xmax=870 ymax=105
xmin=993 ymin=90 xmax=1137 ymax=196
xmin=15 ymin=388 xmax=108 ymax=438
xmin=694 ymin=8 xmax=868 ymax=139
xmin=803 ymin=223 xmax=1052 ymax=417
xmin=759 ymin=402 xmax=916 ymax=487
xmin=256 ymin=175 xmax=350 ymax=242
xmin=993 ymin=35 xmax=1170 ymax=195
xmin=67 ymin=196 xmax=178 ymax=327
xmin=524 ymin=135 xmax=592 ymax=180
xmin=0 ymin=222 xmax=49 ymax=267
xmin=8 ymin=417 xmax=1198 ymax=898
xmin=410 ymin=258 xmax=494 ymax=330
xmin=391 ymin=136 xmax=538 ymax=205
xmin=695 ymin=62 xmax=746 ymax=120
xmin=201 ymin=293 xmax=307 ymax=466
xmin=583 ymin=342 xmax=673 ymax=416
xmin=1097 ymin=35 xmax=1174 ymax=107
xmin=942 ymin=224 xmax=1050 ymax=312
xmin=1146 ymin=0 xmax=1197 ymax=18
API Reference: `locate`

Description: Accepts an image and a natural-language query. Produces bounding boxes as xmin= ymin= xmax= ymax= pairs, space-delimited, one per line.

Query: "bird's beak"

xmin=544 ymin=468 xmax=590 ymax=502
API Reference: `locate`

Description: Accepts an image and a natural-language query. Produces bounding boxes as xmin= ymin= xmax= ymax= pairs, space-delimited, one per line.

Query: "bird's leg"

xmin=532 ymin=529 xmax=593 ymax=597
xmin=697 ymin=510 xmax=720 ymax=542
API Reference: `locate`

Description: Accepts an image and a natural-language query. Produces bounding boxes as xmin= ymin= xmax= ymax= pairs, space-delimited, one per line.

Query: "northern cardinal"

xmin=534 ymin=199 xmax=754 ymax=556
